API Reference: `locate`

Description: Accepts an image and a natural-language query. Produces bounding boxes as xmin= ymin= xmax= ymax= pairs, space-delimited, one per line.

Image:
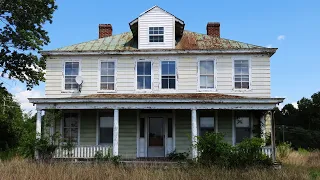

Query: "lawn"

xmin=0 ymin=151 xmax=319 ymax=180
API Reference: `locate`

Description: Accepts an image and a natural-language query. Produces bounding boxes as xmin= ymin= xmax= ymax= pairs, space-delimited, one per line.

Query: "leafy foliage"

xmin=94 ymin=148 xmax=121 ymax=165
xmin=0 ymin=0 xmax=57 ymax=89
xmin=274 ymin=91 xmax=320 ymax=149
xmin=196 ymin=132 xmax=272 ymax=168
xmin=277 ymin=142 xmax=292 ymax=159
xmin=167 ymin=150 xmax=189 ymax=161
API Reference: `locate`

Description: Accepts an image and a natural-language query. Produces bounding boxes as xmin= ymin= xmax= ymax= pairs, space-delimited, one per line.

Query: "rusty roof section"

xmin=52 ymin=30 xmax=269 ymax=52
xmin=73 ymin=93 xmax=245 ymax=100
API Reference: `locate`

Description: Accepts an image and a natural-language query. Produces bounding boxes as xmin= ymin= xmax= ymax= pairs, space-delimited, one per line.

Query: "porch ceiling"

xmin=29 ymin=93 xmax=284 ymax=110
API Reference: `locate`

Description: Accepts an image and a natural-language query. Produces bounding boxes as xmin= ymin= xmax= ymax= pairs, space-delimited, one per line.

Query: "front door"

xmin=148 ymin=117 xmax=164 ymax=157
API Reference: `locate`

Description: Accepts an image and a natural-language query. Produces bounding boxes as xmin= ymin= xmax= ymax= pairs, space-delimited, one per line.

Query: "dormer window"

xmin=149 ymin=27 xmax=164 ymax=42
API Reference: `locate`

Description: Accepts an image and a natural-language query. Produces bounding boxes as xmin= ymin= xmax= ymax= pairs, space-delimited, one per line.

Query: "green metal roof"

xmin=52 ymin=30 xmax=266 ymax=52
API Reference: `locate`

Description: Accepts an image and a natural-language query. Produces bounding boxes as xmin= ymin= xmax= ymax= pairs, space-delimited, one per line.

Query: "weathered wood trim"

xmin=35 ymin=102 xmax=277 ymax=111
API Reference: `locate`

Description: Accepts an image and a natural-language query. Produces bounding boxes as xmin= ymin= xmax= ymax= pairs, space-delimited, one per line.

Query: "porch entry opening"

xmin=148 ymin=117 xmax=164 ymax=157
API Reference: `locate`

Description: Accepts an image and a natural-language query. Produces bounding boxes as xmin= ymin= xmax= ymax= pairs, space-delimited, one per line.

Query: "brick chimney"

xmin=99 ymin=24 xmax=112 ymax=38
xmin=207 ymin=22 xmax=220 ymax=38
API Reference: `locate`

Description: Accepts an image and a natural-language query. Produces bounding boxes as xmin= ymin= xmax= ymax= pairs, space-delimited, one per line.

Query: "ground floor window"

xmin=200 ymin=117 xmax=215 ymax=136
xmin=99 ymin=112 xmax=113 ymax=144
xmin=235 ymin=116 xmax=251 ymax=144
xmin=63 ymin=112 xmax=79 ymax=144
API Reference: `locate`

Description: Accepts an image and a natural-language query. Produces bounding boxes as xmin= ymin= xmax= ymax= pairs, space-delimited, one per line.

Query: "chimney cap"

xmin=207 ymin=22 xmax=220 ymax=27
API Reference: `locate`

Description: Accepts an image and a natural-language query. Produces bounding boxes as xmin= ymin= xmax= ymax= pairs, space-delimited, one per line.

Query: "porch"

xmin=29 ymin=93 xmax=283 ymax=161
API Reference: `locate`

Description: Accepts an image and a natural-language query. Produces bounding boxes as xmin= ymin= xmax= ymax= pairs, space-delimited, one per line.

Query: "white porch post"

xmin=113 ymin=109 xmax=119 ymax=156
xmin=270 ymin=111 xmax=276 ymax=162
xmin=260 ymin=112 xmax=266 ymax=144
xmin=191 ymin=109 xmax=198 ymax=159
xmin=35 ymin=109 xmax=42 ymax=159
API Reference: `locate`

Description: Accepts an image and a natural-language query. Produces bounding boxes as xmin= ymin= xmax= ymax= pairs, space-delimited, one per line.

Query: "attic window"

xmin=149 ymin=27 xmax=164 ymax=42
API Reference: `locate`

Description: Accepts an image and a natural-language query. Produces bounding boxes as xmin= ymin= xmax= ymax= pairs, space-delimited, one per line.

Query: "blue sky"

xmin=7 ymin=0 xmax=320 ymax=112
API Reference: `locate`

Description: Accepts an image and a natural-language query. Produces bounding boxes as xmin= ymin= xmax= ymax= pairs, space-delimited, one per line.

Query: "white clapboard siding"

xmin=138 ymin=7 xmax=175 ymax=49
xmin=45 ymin=54 xmax=271 ymax=97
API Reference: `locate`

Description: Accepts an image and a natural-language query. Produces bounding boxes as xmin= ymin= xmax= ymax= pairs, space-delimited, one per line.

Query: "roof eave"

xmin=41 ymin=48 xmax=277 ymax=56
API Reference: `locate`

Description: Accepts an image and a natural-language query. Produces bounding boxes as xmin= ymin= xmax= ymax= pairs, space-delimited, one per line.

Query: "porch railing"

xmin=54 ymin=145 xmax=111 ymax=158
xmin=261 ymin=146 xmax=272 ymax=158
xmin=54 ymin=146 xmax=273 ymax=159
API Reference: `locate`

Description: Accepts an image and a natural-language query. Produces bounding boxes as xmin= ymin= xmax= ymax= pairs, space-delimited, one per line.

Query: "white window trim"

xmin=197 ymin=57 xmax=217 ymax=92
xmin=96 ymin=110 xmax=114 ymax=146
xmin=159 ymin=58 xmax=178 ymax=92
xmin=135 ymin=59 xmax=153 ymax=92
xmin=232 ymin=111 xmax=253 ymax=145
xmin=61 ymin=59 xmax=81 ymax=93
xmin=60 ymin=110 xmax=81 ymax=145
xmin=148 ymin=26 xmax=165 ymax=44
xmin=97 ymin=59 xmax=117 ymax=93
xmin=232 ymin=57 xmax=252 ymax=91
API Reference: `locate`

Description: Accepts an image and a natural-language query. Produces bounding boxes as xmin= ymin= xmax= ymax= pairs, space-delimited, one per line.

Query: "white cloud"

xmin=291 ymin=102 xmax=298 ymax=109
xmin=14 ymin=89 xmax=44 ymax=114
xmin=277 ymin=35 xmax=285 ymax=41
xmin=266 ymin=44 xmax=272 ymax=48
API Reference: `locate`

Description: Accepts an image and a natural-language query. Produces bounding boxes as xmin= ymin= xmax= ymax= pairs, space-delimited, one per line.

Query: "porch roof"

xmin=29 ymin=93 xmax=284 ymax=110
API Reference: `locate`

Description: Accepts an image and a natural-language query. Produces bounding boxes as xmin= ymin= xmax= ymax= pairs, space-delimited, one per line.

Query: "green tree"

xmin=0 ymin=0 xmax=57 ymax=89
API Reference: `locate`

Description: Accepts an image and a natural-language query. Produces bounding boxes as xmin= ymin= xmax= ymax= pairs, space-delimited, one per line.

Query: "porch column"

xmin=260 ymin=112 xmax=266 ymax=144
xmin=191 ymin=109 xmax=198 ymax=159
xmin=113 ymin=109 xmax=119 ymax=156
xmin=35 ymin=109 xmax=42 ymax=159
xmin=269 ymin=111 xmax=276 ymax=162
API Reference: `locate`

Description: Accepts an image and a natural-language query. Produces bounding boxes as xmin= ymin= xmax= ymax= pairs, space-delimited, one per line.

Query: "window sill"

xmin=61 ymin=90 xmax=80 ymax=93
xmin=232 ymin=88 xmax=252 ymax=92
xmin=198 ymin=88 xmax=217 ymax=92
xmin=97 ymin=90 xmax=116 ymax=93
xmin=135 ymin=89 xmax=153 ymax=93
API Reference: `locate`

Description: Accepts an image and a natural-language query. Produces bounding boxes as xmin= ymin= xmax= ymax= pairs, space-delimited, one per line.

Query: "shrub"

xmin=298 ymin=148 xmax=309 ymax=155
xmin=196 ymin=132 xmax=272 ymax=168
xmin=277 ymin=142 xmax=292 ymax=159
xmin=94 ymin=148 xmax=121 ymax=165
xmin=167 ymin=150 xmax=189 ymax=161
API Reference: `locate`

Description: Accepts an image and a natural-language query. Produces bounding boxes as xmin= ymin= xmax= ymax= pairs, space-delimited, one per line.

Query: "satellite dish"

xmin=75 ymin=76 xmax=83 ymax=85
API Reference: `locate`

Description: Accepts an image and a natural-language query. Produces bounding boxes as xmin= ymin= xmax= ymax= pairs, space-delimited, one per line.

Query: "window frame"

xmin=197 ymin=58 xmax=217 ymax=91
xmin=159 ymin=59 xmax=178 ymax=91
xmin=98 ymin=59 xmax=117 ymax=93
xmin=60 ymin=111 xmax=80 ymax=145
xmin=62 ymin=60 xmax=81 ymax=93
xmin=135 ymin=59 xmax=153 ymax=92
xmin=148 ymin=27 xmax=164 ymax=43
xmin=98 ymin=114 xmax=114 ymax=145
xmin=232 ymin=57 xmax=252 ymax=91
xmin=232 ymin=111 xmax=254 ymax=145
xmin=199 ymin=117 xmax=215 ymax=136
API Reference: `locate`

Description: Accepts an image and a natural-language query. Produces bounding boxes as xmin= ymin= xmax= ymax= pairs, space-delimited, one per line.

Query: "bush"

xmin=94 ymin=148 xmax=121 ymax=165
xmin=196 ymin=132 xmax=272 ymax=168
xmin=277 ymin=142 xmax=292 ymax=159
xmin=167 ymin=150 xmax=189 ymax=161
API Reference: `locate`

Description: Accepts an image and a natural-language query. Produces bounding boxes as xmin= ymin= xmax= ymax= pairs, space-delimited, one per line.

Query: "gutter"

xmin=29 ymin=97 xmax=285 ymax=104
xmin=41 ymin=48 xmax=277 ymax=56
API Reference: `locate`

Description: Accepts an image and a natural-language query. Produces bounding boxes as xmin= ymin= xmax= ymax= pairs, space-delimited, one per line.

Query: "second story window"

xmin=161 ymin=61 xmax=176 ymax=89
xmin=199 ymin=60 xmax=215 ymax=89
xmin=149 ymin=27 xmax=164 ymax=42
xmin=234 ymin=60 xmax=250 ymax=89
xmin=64 ymin=62 xmax=79 ymax=90
xmin=100 ymin=61 xmax=115 ymax=91
xmin=137 ymin=61 xmax=151 ymax=89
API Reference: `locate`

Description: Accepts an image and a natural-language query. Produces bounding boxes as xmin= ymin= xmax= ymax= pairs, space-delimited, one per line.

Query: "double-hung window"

xmin=235 ymin=115 xmax=251 ymax=144
xmin=64 ymin=62 xmax=79 ymax=90
xmin=149 ymin=27 xmax=164 ymax=42
xmin=199 ymin=117 xmax=215 ymax=136
xmin=99 ymin=113 xmax=113 ymax=144
xmin=137 ymin=61 xmax=152 ymax=89
xmin=161 ymin=61 xmax=176 ymax=89
xmin=234 ymin=60 xmax=250 ymax=89
xmin=199 ymin=60 xmax=215 ymax=89
xmin=63 ymin=113 xmax=79 ymax=144
xmin=100 ymin=61 xmax=115 ymax=91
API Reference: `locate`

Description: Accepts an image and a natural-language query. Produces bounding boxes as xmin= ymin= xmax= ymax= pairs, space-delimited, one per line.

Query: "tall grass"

xmin=0 ymin=158 xmax=311 ymax=180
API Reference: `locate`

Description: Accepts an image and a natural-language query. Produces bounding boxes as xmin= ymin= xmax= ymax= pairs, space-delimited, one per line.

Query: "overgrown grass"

xmin=0 ymin=158 xmax=313 ymax=180
xmin=0 ymin=150 xmax=319 ymax=180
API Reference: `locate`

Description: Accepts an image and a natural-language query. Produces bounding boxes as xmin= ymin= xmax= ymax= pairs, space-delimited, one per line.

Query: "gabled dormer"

xmin=129 ymin=6 xmax=184 ymax=49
